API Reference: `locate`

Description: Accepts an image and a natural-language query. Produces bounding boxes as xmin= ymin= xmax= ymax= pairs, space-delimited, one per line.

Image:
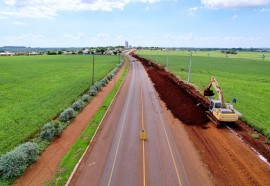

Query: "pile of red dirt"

xmin=132 ymin=53 xmax=270 ymax=185
xmin=133 ymin=53 xmax=209 ymax=126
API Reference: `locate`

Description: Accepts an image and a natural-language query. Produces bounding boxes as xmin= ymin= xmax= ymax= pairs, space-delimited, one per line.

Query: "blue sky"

xmin=0 ymin=0 xmax=269 ymax=48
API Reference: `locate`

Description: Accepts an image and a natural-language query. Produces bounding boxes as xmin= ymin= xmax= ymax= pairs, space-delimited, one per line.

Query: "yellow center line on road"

xmin=138 ymin=62 xmax=146 ymax=186
xmin=142 ymin=140 xmax=146 ymax=186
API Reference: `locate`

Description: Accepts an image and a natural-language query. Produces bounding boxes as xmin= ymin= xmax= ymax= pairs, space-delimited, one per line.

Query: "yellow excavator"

xmin=204 ymin=76 xmax=242 ymax=127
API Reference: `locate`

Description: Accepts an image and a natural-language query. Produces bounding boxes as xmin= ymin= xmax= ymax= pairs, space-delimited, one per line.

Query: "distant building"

xmin=125 ymin=41 xmax=128 ymax=48
xmin=0 ymin=51 xmax=15 ymax=56
xmin=28 ymin=52 xmax=39 ymax=55
xmin=63 ymin=51 xmax=73 ymax=55
xmin=104 ymin=50 xmax=114 ymax=55
xmin=83 ymin=49 xmax=89 ymax=54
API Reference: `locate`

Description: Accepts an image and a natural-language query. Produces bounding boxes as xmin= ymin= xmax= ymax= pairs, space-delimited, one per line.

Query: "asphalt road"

xmin=68 ymin=53 xmax=212 ymax=186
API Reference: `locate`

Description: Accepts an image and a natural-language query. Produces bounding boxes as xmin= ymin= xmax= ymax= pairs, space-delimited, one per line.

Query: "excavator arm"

xmin=204 ymin=76 xmax=225 ymax=107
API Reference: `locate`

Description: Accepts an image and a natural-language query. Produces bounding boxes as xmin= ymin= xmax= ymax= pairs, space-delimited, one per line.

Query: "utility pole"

xmin=188 ymin=52 xmax=192 ymax=85
xmin=92 ymin=53 xmax=95 ymax=85
xmin=119 ymin=52 xmax=120 ymax=64
xmin=156 ymin=48 xmax=158 ymax=63
xmin=167 ymin=50 xmax=169 ymax=68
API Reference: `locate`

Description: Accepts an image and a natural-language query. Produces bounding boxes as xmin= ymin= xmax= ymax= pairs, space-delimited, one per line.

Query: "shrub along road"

xmin=13 ymin=61 xmax=127 ymax=186
xmin=68 ymin=53 xmax=213 ymax=185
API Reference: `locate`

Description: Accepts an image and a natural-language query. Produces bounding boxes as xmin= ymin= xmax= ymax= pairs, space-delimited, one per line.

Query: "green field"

xmin=0 ymin=55 xmax=118 ymax=156
xmin=136 ymin=50 xmax=270 ymax=137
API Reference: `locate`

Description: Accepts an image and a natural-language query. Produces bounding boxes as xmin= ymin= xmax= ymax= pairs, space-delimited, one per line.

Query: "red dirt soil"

xmin=13 ymin=63 xmax=126 ymax=186
xmin=132 ymin=53 xmax=270 ymax=185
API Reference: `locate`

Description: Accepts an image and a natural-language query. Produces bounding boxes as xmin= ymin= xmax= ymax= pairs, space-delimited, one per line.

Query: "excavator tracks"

xmin=205 ymin=111 xmax=222 ymax=128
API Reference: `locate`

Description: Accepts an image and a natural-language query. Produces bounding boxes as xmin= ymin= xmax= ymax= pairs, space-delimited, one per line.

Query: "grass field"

xmin=136 ymin=50 xmax=270 ymax=137
xmin=0 ymin=55 xmax=118 ymax=156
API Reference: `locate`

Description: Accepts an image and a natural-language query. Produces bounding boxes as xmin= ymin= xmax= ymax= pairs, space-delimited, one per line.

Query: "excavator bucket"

xmin=204 ymin=89 xmax=214 ymax=97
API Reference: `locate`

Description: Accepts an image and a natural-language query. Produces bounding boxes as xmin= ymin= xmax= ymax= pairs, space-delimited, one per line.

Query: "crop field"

xmin=136 ymin=50 xmax=270 ymax=137
xmin=0 ymin=55 xmax=118 ymax=156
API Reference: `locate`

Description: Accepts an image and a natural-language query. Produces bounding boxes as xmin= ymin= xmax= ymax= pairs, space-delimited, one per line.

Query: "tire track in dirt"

xmin=132 ymin=53 xmax=270 ymax=186
xmin=189 ymin=125 xmax=263 ymax=185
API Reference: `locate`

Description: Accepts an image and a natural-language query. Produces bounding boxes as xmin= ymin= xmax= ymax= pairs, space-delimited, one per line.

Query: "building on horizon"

xmin=125 ymin=41 xmax=128 ymax=48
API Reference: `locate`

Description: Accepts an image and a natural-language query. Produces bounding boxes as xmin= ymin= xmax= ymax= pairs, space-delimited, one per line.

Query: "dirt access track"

xmin=132 ymin=53 xmax=270 ymax=185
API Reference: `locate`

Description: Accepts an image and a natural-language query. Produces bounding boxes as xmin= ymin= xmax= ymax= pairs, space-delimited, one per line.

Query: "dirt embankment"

xmin=132 ymin=53 xmax=270 ymax=185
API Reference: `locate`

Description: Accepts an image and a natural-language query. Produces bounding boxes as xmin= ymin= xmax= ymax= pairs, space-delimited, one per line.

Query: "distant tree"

xmin=58 ymin=51 xmax=63 ymax=55
xmin=100 ymin=48 xmax=105 ymax=54
xmin=47 ymin=51 xmax=57 ymax=55
xmin=221 ymin=50 xmax=237 ymax=55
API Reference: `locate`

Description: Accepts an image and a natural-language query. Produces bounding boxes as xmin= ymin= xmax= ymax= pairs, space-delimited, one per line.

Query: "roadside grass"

xmin=0 ymin=55 xmax=118 ymax=156
xmin=49 ymin=62 xmax=129 ymax=186
xmin=136 ymin=50 xmax=270 ymax=138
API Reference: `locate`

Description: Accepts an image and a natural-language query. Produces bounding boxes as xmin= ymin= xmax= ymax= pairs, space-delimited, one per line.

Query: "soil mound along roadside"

xmin=133 ymin=53 xmax=209 ymax=126
xmin=131 ymin=53 xmax=270 ymax=162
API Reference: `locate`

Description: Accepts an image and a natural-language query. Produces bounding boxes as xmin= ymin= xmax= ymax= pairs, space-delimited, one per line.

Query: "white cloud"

xmin=64 ymin=32 xmax=86 ymax=40
xmin=0 ymin=0 xmax=163 ymax=19
xmin=0 ymin=33 xmax=48 ymax=47
xmin=187 ymin=6 xmax=199 ymax=16
xmin=201 ymin=0 xmax=270 ymax=9
xmin=3 ymin=0 xmax=16 ymax=6
xmin=13 ymin=21 xmax=27 ymax=25
xmin=0 ymin=16 xmax=8 ymax=20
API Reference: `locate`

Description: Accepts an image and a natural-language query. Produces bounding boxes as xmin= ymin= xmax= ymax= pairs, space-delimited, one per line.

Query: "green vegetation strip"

xmin=49 ymin=62 xmax=129 ymax=186
xmin=0 ymin=55 xmax=117 ymax=156
xmin=137 ymin=50 xmax=270 ymax=138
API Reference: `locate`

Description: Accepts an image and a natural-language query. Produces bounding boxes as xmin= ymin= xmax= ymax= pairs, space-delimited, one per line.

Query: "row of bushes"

xmin=0 ymin=60 xmax=125 ymax=180
xmin=0 ymin=142 xmax=39 ymax=179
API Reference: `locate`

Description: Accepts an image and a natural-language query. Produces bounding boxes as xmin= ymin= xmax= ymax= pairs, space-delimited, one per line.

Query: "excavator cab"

xmin=209 ymin=100 xmax=222 ymax=111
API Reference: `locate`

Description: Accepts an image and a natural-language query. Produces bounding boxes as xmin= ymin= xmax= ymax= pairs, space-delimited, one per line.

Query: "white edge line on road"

xmin=65 ymin=60 xmax=129 ymax=186
xmin=107 ymin=61 xmax=135 ymax=186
